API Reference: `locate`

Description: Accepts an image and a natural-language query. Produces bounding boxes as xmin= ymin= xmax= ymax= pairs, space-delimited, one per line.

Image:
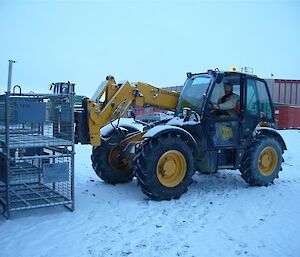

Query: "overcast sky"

xmin=0 ymin=0 xmax=299 ymax=96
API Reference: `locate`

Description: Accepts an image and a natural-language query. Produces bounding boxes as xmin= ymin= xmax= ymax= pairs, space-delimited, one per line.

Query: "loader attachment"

xmin=75 ymin=76 xmax=179 ymax=146
xmin=76 ymin=98 xmax=90 ymax=144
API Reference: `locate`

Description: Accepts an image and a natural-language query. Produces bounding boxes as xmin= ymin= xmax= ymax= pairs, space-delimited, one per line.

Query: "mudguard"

xmin=142 ymin=125 xmax=198 ymax=153
xmin=101 ymin=119 xmax=144 ymax=138
xmin=255 ymin=127 xmax=287 ymax=150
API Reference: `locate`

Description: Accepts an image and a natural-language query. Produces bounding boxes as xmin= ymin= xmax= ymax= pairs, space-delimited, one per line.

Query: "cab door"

xmin=204 ymin=73 xmax=242 ymax=148
xmin=201 ymin=73 xmax=243 ymax=169
xmin=243 ymin=76 xmax=274 ymax=138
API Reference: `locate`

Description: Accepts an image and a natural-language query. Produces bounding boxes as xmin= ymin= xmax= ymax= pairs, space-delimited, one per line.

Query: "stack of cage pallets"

xmin=0 ymin=92 xmax=74 ymax=218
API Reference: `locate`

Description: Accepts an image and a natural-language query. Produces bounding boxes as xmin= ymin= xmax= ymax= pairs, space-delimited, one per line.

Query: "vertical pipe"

xmin=70 ymin=93 xmax=75 ymax=211
xmin=5 ymin=60 xmax=15 ymax=217
xmin=7 ymin=60 xmax=15 ymax=93
xmin=5 ymin=93 xmax=10 ymax=218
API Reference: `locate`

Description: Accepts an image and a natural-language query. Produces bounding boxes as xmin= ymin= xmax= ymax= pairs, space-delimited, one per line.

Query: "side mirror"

xmin=187 ymin=72 xmax=192 ymax=78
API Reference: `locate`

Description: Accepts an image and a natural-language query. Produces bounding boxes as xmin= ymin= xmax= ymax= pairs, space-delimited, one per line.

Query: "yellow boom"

xmin=85 ymin=76 xmax=179 ymax=146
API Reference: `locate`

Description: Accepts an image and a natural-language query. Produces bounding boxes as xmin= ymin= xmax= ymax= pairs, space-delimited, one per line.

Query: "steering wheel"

xmin=208 ymin=100 xmax=214 ymax=110
xmin=207 ymin=100 xmax=219 ymax=116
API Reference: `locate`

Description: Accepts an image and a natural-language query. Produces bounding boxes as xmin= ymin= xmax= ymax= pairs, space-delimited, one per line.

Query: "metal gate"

xmin=0 ymin=92 xmax=75 ymax=218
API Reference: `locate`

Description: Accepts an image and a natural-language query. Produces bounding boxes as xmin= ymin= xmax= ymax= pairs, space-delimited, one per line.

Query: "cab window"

xmin=210 ymin=74 xmax=241 ymax=118
xmin=246 ymin=79 xmax=272 ymax=119
xmin=256 ymin=80 xmax=273 ymax=119
xmin=246 ymin=79 xmax=259 ymax=117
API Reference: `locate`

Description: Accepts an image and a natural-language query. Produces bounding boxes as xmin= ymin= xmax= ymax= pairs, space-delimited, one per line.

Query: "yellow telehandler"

xmin=76 ymin=70 xmax=286 ymax=200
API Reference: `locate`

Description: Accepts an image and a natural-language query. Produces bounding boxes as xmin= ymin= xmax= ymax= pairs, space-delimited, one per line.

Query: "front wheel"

xmin=91 ymin=126 xmax=140 ymax=184
xmin=133 ymin=134 xmax=195 ymax=200
xmin=91 ymin=140 xmax=134 ymax=184
xmin=240 ymin=136 xmax=283 ymax=186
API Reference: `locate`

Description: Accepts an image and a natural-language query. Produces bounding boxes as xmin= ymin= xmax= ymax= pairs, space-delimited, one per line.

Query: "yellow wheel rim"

xmin=258 ymin=146 xmax=278 ymax=176
xmin=156 ymin=150 xmax=187 ymax=187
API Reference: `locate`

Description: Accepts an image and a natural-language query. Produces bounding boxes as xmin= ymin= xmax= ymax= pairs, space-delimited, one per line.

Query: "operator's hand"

xmin=208 ymin=100 xmax=219 ymax=109
xmin=208 ymin=100 xmax=214 ymax=110
xmin=212 ymin=103 xmax=219 ymax=110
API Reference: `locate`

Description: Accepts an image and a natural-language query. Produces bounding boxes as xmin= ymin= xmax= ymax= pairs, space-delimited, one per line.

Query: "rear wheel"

xmin=240 ymin=136 xmax=283 ymax=186
xmin=133 ymin=134 xmax=195 ymax=200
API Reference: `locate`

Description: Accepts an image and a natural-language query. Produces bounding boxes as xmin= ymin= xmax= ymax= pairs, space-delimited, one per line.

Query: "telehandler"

xmin=76 ymin=69 xmax=286 ymax=200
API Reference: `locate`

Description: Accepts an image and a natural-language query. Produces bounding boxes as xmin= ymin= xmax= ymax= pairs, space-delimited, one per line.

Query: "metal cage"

xmin=0 ymin=92 xmax=75 ymax=218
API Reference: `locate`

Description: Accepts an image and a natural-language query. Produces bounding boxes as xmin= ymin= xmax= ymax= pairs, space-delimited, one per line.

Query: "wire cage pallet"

xmin=0 ymin=92 xmax=75 ymax=218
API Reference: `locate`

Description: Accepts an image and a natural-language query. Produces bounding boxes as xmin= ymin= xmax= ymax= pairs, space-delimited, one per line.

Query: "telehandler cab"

xmin=77 ymin=69 xmax=286 ymax=200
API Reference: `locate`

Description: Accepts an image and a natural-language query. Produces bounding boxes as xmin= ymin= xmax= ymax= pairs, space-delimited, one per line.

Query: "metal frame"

xmin=0 ymin=92 xmax=75 ymax=218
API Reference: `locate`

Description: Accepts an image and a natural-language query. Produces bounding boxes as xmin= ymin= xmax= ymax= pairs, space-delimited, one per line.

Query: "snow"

xmin=143 ymin=124 xmax=194 ymax=139
xmin=167 ymin=116 xmax=200 ymax=126
xmin=1 ymin=130 xmax=300 ymax=257
xmin=101 ymin=118 xmax=144 ymax=136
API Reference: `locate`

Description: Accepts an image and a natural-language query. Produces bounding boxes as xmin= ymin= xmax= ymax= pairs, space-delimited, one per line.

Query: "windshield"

xmin=176 ymin=75 xmax=212 ymax=114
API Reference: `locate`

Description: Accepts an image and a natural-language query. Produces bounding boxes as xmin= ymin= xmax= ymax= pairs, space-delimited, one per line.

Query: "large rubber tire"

xmin=240 ymin=136 xmax=283 ymax=186
xmin=91 ymin=126 xmax=140 ymax=184
xmin=133 ymin=134 xmax=195 ymax=200
xmin=91 ymin=140 xmax=134 ymax=184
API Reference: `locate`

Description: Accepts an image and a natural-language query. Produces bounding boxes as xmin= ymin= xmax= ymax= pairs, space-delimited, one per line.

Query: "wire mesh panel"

xmin=0 ymin=93 xmax=74 ymax=218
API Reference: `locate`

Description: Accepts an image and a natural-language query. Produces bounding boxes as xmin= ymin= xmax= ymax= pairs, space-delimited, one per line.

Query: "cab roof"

xmin=187 ymin=69 xmax=258 ymax=79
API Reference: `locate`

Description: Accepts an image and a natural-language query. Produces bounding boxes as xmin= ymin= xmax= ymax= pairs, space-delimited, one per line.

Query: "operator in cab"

xmin=212 ymin=83 xmax=239 ymax=117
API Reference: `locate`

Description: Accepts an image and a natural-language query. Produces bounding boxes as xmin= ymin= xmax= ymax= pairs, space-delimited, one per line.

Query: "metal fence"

xmin=0 ymin=92 xmax=74 ymax=218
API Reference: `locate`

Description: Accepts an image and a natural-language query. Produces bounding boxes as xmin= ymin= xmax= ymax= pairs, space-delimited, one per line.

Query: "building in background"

xmin=266 ymin=79 xmax=300 ymax=129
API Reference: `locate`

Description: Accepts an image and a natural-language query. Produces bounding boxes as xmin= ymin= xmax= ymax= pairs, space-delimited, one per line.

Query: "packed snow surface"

xmin=1 ymin=130 xmax=300 ymax=257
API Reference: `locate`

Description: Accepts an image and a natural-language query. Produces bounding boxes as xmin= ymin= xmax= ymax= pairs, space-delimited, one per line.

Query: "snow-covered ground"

xmin=0 ymin=130 xmax=300 ymax=257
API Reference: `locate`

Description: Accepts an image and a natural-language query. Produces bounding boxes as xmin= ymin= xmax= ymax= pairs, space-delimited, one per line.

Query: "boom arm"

xmin=83 ymin=76 xmax=179 ymax=146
